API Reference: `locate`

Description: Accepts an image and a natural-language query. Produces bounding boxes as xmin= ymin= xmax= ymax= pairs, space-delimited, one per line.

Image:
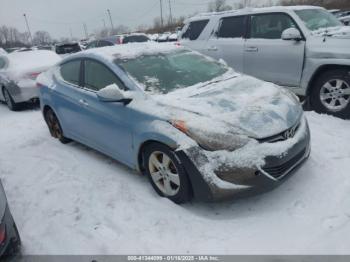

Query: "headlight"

xmin=171 ymin=120 xmax=250 ymax=151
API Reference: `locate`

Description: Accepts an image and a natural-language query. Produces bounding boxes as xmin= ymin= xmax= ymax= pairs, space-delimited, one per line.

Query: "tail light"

xmin=116 ymin=38 xmax=123 ymax=45
xmin=36 ymin=82 xmax=45 ymax=88
xmin=28 ymin=72 xmax=41 ymax=80
xmin=174 ymin=42 xmax=181 ymax=47
xmin=0 ymin=223 xmax=6 ymax=245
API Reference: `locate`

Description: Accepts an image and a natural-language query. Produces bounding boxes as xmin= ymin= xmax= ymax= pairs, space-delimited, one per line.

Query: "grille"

xmin=263 ymin=147 xmax=306 ymax=179
xmin=258 ymin=122 xmax=300 ymax=143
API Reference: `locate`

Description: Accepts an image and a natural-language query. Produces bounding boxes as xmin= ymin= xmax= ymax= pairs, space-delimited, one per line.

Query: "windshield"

xmin=117 ymin=50 xmax=228 ymax=94
xmin=295 ymin=9 xmax=343 ymax=31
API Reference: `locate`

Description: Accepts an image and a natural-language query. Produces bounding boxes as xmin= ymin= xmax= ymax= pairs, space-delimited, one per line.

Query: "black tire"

xmin=143 ymin=142 xmax=192 ymax=204
xmin=44 ymin=108 xmax=71 ymax=144
xmin=311 ymin=69 xmax=350 ymax=119
xmin=2 ymin=87 xmax=20 ymax=111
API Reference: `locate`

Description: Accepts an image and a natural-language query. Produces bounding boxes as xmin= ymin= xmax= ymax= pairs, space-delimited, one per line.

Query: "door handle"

xmin=245 ymin=46 xmax=258 ymax=52
xmin=208 ymin=46 xmax=218 ymax=51
xmin=79 ymin=99 xmax=89 ymax=106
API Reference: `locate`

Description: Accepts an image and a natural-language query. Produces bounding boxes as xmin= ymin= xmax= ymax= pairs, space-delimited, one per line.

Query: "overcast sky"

xmin=0 ymin=0 xmax=275 ymax=39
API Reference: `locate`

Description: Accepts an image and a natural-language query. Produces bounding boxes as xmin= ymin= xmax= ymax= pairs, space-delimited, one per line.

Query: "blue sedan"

xmin=37 ymin=43 xmax=310 ymax=203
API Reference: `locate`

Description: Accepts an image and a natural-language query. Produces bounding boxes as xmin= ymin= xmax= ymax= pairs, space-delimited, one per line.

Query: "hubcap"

xmin=148 ymin=151 xmax=180 ymax=196
xmin=320 ymin=79 xmax=350 ymax=112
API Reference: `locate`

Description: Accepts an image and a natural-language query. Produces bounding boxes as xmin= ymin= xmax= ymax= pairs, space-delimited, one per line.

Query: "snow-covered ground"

xmin=0 ymin=104 xmax=350 ymax=255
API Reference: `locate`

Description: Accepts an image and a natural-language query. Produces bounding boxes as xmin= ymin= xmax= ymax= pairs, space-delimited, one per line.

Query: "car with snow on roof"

xmin=0 ymin=50 xmax=61 ymax=111
xmin=37 ymin=43 xmax=310 ymax=203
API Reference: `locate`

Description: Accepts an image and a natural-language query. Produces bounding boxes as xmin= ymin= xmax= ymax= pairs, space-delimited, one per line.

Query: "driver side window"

xmin=84 ymin=60 xmax=124 ymax=91
xmin=250 ymin=13 xmax=297 ymax=39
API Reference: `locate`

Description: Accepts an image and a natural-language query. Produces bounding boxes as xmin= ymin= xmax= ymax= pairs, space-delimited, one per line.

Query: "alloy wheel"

xmin=320 ymin=79 xmax=350 ymax=112
xmin=148 ymin=151 xmax=180 ymax=196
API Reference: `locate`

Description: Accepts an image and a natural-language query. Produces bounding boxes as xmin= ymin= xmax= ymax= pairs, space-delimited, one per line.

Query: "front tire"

xmin=143 ymin=143 xmax=192 ymax=204
xmin=2 ymin=87 xmax=20 ymax=111
xmin=311 ymin=69 xmax=350 ymax=119
xmin=44 ymin=108 xmax=71 ymax=144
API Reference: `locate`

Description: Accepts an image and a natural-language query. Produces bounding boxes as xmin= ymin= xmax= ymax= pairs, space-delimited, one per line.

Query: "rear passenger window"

xmin=84 ymin=60 xmax=123 ymax=91
xmin=60 ymin=60 xmax=81 ymax=86
xmin=182 ymin=20 xmax=209 ymax=40
xmin=217 ymin=16 xmax=246 ymax=38
xmin=250 ymin=13 xmax=297 ymax=39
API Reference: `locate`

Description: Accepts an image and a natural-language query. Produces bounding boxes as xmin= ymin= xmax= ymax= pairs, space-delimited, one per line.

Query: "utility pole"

xmin=159 ymin=0 xmax=164 ymax=28
xmin=168 ymin=0 xmax=173 ymax=25
xmin=107 ymin=9 xmax=114 ymax=33
xmin=23 ymin=13 xmax=33 ymax=45
xmin=83 ymin=23 xmax=88 ymax=39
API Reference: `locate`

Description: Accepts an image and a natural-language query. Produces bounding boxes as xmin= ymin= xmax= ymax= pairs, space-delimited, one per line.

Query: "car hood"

xmin=151 ymin=73 xmax=303 ymax=139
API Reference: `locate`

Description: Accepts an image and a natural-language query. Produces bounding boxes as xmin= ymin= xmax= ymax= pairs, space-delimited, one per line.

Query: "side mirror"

xmin=97 ymin=84 xmax=132 ymax=105
xmin=282 ymin=28 xmax=303 ymax=41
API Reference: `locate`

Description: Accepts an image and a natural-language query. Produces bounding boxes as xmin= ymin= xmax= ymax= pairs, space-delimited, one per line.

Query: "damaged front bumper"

xmin=176 ymin=117 xmax=311 ymax=202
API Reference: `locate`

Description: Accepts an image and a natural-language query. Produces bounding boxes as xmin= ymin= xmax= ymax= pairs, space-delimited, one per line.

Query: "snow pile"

xmin=0 ymin=107 xmax=350 ymax=255
xmin=0 ymin=48 xmax=7 ymax=55
xmin=76 ymin=42 xmax=183 ymax=62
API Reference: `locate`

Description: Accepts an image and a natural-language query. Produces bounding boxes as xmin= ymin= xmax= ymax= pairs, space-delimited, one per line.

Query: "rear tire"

xmin=44 ymin=108 xmax=71 ymax=144
xmin=143 ymin=142 xmax=192 ymax=204
xmin=311 ymin=69 xmax=350 ymax=119
xmin=2 ymin=87 xmax=20 ymax=111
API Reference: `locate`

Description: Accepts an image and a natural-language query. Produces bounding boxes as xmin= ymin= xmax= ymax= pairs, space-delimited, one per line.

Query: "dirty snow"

xmin=1 ymin=104 xmax=350 ymax=255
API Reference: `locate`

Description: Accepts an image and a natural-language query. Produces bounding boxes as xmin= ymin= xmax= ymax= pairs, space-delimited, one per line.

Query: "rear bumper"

xmin=0 ymin=205 xmax=20 ymax=257
xmin=176 ymin=117 xmax=311 ymax=202
xmin=6 ymin=80 xmax=38 ymax=103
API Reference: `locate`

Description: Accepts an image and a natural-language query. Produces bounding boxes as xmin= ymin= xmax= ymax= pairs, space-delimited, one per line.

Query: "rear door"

xmin=244 ymin=13 xmax=305 ymax=87
xmin=204 ymin=15 xmax=247 ymax=73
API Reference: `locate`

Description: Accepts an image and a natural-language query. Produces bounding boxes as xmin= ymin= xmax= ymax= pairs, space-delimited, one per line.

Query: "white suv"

xmin=180 ymin=6 xmax=350 ymax=119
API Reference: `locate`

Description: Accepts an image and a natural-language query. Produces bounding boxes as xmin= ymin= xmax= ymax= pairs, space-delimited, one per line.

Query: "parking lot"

xmin=1 ymin=104 xmax=350 ymax=255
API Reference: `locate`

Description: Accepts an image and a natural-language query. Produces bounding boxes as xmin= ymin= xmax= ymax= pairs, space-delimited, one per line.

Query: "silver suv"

xmin=180 ymin=6 xmax=350 ymax=119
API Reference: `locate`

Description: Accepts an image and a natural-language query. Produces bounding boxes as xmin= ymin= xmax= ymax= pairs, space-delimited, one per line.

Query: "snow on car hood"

xmin=151 ymin=72 xmax=303 ymax=140
xmin=311 ymin=26 xmax=350 ymax=38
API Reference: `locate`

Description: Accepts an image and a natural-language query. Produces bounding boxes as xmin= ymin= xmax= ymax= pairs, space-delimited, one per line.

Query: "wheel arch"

xmin=306 ymin=64 xmax=350 ymax=97
xmin=136 ymin=137 xmax=178 ymax=174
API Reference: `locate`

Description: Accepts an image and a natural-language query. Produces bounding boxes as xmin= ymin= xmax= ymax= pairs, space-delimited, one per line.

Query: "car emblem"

xmin=283 ymin=127 xmax=296 ymax=140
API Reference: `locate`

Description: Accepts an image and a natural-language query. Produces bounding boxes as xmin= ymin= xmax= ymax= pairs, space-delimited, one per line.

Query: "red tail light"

xmin=36 ymin=82 xmax=45 ymax=88
xmin=28 ymin=72 xmax=41 ymax=80
xmin=116 ymin=38 xmax=123 ymax=45
xmin=0 ymin=223 xmax=6 ymax=244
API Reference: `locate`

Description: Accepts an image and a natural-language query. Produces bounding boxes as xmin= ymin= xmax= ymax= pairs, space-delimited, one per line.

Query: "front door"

xmin=244 ymin=13 xmax=305 ymax=87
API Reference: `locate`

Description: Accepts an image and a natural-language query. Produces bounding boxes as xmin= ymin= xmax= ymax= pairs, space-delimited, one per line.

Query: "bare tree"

xmin=33 ymin=31 xmax=52 ymax=45
xmin=208 ymin=0 xmax=232 ymax=12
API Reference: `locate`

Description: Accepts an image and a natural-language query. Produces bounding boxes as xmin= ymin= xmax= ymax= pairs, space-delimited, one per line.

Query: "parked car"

xmin=0 ymin=50 xmax=61 ymax=110
xmin=37 ymin=43 xmax=310 ymax=203
xmin=55 ymin=42 xmax=82 ymax=56
xmin=157 ymin=32 xmax=171 ymax=42
xmin=339 ymin=15 xmax=350 ymax=25
xmin=86 ymin=34 xmax=150 ymax=49
xmin=0 ymin=179 xmax=21 ymax=257
xmin=180 ymin=6 xmax=350 ymax=119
